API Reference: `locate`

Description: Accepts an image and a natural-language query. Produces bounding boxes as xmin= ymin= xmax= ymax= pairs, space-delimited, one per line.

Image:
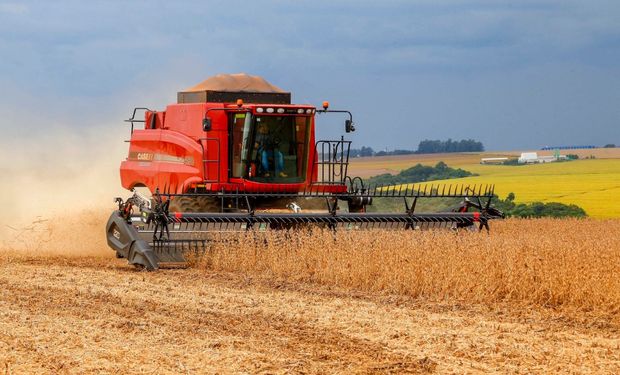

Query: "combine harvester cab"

xmin=106 ymin=74 xmax=504 ymax=270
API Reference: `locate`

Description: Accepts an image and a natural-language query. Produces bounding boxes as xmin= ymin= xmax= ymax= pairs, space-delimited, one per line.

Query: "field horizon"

xmin=348 ymin=147 xmax=620 ymax=218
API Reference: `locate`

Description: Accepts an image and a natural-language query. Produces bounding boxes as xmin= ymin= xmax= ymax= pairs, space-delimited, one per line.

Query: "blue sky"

xmin=1 ymin=0 xmax=619 ymax=150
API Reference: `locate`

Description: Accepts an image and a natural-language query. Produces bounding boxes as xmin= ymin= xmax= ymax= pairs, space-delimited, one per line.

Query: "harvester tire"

xmin=168 ymin=196 xmax=222 ymax=213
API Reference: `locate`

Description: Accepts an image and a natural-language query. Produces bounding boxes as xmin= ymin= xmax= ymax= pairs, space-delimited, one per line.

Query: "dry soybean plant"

xmin=193 ymin=219 xmax=620 ymax=317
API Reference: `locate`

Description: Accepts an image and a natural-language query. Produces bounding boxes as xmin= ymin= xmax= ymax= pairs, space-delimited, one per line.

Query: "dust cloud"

xmin=0 ymin=125 xmax=129 ymax=257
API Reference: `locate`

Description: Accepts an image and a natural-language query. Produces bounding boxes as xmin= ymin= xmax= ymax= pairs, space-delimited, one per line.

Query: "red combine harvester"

xmin=106 ymin=74 xmax=503 ymax=270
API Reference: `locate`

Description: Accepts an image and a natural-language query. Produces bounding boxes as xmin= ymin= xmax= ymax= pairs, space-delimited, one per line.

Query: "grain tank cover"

xmin=177 ymin=73 xmax=291 ymax=104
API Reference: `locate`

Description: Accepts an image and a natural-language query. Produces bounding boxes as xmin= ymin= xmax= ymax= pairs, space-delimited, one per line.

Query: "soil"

xmin=0 ymin=255 xmax=618 ymax=374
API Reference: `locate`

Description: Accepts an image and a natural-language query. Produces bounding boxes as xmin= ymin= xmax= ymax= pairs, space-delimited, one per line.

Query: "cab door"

xmin=228 ymin=112 xmax=253 ymax=179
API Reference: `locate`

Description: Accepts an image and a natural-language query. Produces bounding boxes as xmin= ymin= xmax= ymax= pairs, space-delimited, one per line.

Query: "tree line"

xmin=416 ymin=139 xmax=484 ymax=153
xmin=350 ymin=139 xmax=484 ymax=157
xmin=365 ymin=161 xmax=474 ymax=186
xmin=492 ymin=193 xmax=586 ymax=218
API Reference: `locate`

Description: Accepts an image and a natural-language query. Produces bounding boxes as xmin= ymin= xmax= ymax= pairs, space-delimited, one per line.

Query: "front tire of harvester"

xmin=168 ymin=196 xmax=221 ymax=213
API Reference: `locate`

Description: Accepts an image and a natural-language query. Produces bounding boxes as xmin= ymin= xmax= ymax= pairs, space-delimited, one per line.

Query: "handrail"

xmin=199 ymin=137 xmax=221 ymax=183
xmin=313 ymin=138 xmax=351 ymax=185
xmin=124 ymin=107 xmax=152 ymax=134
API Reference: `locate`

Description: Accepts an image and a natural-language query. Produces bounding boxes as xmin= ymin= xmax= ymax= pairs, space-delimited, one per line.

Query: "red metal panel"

xmin=120 ymin=129 xmax=205 ymax=194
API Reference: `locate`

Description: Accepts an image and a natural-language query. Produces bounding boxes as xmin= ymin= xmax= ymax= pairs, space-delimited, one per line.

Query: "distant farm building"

xmin=519 ymin=152 xmax=540 ymax=163
xmin=480 ymin=157 xmax=508 ymax=165
xmin=518 ymin=152 xmax=567 ymax=164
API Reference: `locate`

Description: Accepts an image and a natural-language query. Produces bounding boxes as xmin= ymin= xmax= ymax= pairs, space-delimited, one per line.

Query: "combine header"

xmin=106 ymin=74 xmax=503 ymax=270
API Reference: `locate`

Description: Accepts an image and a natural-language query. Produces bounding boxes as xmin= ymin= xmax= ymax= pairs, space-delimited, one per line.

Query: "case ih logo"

xmin=128 ymin=152 xmax=194 ymax=165
xmin=136 ymin=152 xmax=154 ymax=161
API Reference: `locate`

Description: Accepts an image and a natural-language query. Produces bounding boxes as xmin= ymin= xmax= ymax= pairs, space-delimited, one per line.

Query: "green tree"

xmin=492 ymin=193 xmax=586 ymax=218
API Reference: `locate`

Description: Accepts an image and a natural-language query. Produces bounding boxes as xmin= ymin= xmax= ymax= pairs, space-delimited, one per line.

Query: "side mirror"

xmin=345 ymin=119 xmax=355 ymax=133
xmin=202 ymin=118 xmax=212 ymax=131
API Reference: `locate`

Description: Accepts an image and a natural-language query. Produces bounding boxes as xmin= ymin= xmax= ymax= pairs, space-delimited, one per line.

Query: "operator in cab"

xmin=255 ymin=121 xmax=287 ymax=178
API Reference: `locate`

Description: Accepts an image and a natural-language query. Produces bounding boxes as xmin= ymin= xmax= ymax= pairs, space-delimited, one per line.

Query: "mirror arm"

xmin=316 ymin=109 xmax=355 ymax=133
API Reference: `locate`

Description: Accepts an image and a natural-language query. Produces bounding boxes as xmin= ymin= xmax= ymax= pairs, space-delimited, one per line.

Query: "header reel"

xmin=106 ymin=182 xmax=503 ymax=270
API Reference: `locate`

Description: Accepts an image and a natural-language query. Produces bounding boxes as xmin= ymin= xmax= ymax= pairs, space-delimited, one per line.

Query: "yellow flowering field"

xmin=350 ymin=152 xmax=620 ymax=218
